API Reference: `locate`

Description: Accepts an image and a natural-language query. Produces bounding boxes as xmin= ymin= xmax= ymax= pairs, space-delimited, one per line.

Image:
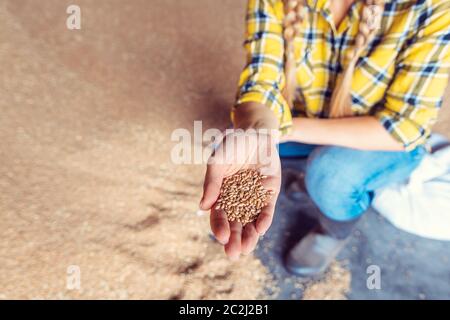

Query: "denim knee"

xmin=304 ymin=147 xmax=370 ymax=221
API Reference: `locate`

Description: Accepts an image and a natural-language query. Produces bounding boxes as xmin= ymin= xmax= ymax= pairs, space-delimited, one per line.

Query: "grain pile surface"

xmin=0 ymin=0 xmax=272 ymax=300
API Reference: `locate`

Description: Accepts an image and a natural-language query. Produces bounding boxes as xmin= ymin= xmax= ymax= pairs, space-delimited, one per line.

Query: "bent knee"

xmin=305 ymin=147 xmax=366 ymax=220
xmin=305 ymin=147 xmax=346 ymax=204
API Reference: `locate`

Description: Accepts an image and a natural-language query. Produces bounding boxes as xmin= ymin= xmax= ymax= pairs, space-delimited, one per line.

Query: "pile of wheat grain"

xmin=216 ymin=169 xmax=273 ymax=225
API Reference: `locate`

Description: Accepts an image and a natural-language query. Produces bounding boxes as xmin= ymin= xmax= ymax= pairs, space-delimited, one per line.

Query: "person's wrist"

xmin=233 ymin=102 xmax=280 ymax=144
xmin=233 ymin=102 xmax=279 ymax=130
xmin=279 ymin=117 xmax=304 ymax=143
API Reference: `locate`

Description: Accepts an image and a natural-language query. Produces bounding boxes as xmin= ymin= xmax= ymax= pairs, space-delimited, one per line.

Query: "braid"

xmin=329 ymin=0 xmax=385 ymax=118
xmin=282 ymin=0 xmax=306 ymax=110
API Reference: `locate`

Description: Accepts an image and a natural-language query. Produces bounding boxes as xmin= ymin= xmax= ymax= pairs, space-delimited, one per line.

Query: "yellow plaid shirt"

xmin=235 ymin=0 xmax=450 ymax=150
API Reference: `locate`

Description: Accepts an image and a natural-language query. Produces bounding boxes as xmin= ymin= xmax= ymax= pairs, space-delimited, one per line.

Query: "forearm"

xmin=287 ymin=116 xmax=404 ymax=151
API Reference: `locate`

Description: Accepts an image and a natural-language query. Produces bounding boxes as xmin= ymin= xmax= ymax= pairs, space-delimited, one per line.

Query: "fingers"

xmin=224 ymin=221 xmax=242 ymax=260
xmin=211 ymin=212 xmax=258 ymax=258
xmin=256 ymin=175 xmax=279 ymax=235
xmin=255 ymin=201 xmax=275 ymax=236
xmin=210 ymin=207 xmax=230 ymax=245
xmin=200 ymin=163 xmax=226 ymax=210
xmin=241 ymin=223 xmax=259 ymax=255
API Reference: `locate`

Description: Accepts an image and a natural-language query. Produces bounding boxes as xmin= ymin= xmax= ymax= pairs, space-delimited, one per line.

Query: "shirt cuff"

xmin=234 ymin=90 xmax=293 ymax=135
xmin=375 ymin=109 xmax=430 ymax=151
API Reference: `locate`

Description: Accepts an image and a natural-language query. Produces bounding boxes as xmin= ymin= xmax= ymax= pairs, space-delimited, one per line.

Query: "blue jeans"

xmin=279 ymin=142 xmax=426 ymax=222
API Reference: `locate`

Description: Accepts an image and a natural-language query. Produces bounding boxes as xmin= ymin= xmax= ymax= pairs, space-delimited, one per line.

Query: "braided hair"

xmin=282 ymin=0 xmax=307 ymax=110
xmin=282 ymin=0 xmax=385 ymax=117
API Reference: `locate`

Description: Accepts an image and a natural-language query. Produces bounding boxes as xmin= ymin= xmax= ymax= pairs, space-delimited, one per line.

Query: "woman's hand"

xmin=199 ymin=130 xmax=281 ymax=259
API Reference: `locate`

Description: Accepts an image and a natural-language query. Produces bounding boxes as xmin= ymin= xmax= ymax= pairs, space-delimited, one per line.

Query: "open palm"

xmin=200 ymin=130 xmax=281 ymax=259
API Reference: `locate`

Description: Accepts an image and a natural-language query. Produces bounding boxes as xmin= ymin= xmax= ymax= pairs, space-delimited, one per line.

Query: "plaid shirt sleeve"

xmin=234 ymin=0 xmax=292 ymax=133
xmin=375 ymin=1 xmax=450 ymax=151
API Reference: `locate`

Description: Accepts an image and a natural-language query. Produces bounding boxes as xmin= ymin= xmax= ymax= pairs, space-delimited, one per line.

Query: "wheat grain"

xmin=216 ymin=169 xmax=273 ymax=225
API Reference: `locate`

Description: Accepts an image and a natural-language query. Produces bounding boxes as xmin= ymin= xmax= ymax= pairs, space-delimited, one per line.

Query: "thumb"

xmin=200 ymin=163 xmax=225 ymax=210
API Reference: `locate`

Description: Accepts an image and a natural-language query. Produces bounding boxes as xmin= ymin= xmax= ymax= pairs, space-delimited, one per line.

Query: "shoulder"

xmin=426 ymin=0 xmax=450 ymax=8
xmin=247 ymin=0 xmax=285 ymax=20
xmin=386 ymin=0 xmax=450 ymax=32
xmin=415 ymin=0 xmax=450 ymax=33
xmin=414 ymin=0 xmax=450 ymax=14
xmin=384 ymin=0 xmax=449 ymax=13
xmin=249 ymin=0 xmax=283 ymax=8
